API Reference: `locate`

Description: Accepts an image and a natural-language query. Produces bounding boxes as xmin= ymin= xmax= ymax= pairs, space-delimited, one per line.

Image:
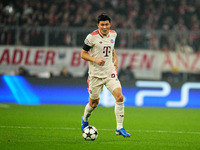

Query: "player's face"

xmin=97 ymin=20 xmax=111 ymax=36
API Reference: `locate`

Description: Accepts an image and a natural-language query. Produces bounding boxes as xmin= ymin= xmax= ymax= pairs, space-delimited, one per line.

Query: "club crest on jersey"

xmin=89 ymin=90 xmax=92 ymax=94
xmin=99 ymin=41 xmax=102 ymax=44
xmin=110 ymin=39 xmax=114 ymax=43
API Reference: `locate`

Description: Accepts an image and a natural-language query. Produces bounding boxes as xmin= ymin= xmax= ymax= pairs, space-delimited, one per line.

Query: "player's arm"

xmin=113 ymin=48 xmax=118 ymax=69
xmin=81 ymin=49 xmax=105 ymax=66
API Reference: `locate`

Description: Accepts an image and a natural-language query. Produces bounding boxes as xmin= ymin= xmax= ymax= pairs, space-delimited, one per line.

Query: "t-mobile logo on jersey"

xmin=103 ymin=46 xmax=111 ymax=57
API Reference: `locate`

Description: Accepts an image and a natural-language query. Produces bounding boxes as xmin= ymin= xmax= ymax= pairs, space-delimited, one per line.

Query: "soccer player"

xmin=81 ymin=13 xmax=130 ymax=137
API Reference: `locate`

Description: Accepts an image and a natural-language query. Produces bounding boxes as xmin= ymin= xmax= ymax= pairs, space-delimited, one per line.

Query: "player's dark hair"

xmin=97 ymin=13 xmax=111 ymax=23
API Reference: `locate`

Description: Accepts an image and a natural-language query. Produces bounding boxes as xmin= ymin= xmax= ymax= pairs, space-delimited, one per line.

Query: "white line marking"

xmin=0 ymin=104 xmax=10 ymax=108
xmin=0 ymin=125 xmax=200 ymax=135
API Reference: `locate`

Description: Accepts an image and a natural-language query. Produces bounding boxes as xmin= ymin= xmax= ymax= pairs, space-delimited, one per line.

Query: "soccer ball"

xmin=82 ymin=126 xmax=98 ymax=141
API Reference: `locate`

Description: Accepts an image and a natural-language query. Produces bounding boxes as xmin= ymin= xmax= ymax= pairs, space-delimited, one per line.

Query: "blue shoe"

xmin=81 ymin=116 xmax=88 ymax=131
xmin=116 ymin=127 xmax=131 ymax=137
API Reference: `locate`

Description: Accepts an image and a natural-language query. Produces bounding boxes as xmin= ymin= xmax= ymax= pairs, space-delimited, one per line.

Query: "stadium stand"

xmin=0 ymin=0 xmax=200 ymax=81
xmin=0 ymin=0 xmax=199 ymax=51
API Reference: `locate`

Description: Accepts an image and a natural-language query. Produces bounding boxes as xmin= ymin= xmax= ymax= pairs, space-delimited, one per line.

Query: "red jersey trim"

xmin=109 ymin=30 xmax=116 ymax=33
xmin=98 ymin=30 xmax=104 ymax=38
xmin=90 ymin=30 xmax=104 ymax=38
xmin=90 ymin=30 xmax=116 ymax=38
xmin=90 ymin=30 xmax=99 ymax=36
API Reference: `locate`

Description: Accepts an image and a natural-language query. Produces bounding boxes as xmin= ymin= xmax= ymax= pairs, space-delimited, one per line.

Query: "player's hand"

xmin=94 ymin=58 xmax=105 ymax=66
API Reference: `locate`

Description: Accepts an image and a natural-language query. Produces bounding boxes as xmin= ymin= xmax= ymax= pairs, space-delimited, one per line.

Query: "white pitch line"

xmin=132 ymin=129 xmax=200 ymax=135
xmin=0 ymin=126 xmax=77 ymax=130
xmin=0 ymin=104 xmax=10 ymax=108
xmin=0 ymin=125 xmax=200 ymax=135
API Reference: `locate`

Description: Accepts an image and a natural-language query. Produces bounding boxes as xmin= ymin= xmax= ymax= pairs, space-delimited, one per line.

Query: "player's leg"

xmin=106 ymin=75 xmax=131 ymax=137
xmin=82 ymin=98 xmax=99 ymax=122
xmin=112 ymin=87 xmax=124 ymax=129
xmin=112 ymin=88 xmax=130 ymax=137
xmin=82 ymin=77 xmax=103 ymax=131
xmin=83 ymin=98 xmax=100 ymax=121
xmin=82 ymin=98 xmax=99 ymax=131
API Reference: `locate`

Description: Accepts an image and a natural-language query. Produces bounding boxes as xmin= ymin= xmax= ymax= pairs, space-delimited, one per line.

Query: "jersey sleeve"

xmin=115 ymin=32 xmax=117 ymax=38
xmin=83 ymin=34 xmax=94 ymax=51
xmin=113 ymin=31 xmax=117 ymax=39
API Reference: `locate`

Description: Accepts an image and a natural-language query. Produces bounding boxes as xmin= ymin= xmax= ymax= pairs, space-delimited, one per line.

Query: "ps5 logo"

xmin=135 ymin=81 xmax=200 ymax=108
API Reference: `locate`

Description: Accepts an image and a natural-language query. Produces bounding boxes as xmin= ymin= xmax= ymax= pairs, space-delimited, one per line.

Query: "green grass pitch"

xmin=0 ymin=104 xmax=200 ymax=150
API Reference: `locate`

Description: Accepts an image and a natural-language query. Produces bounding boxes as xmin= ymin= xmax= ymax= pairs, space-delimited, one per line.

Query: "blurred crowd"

xmin=1 ymin=0 xmax=200 ymax=29
xmin=0 ymin=0 xmax=200 ymax=52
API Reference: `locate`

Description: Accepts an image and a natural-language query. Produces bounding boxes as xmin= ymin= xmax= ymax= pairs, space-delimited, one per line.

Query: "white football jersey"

xmin=84 ymin=29 xmax=117 ymax=78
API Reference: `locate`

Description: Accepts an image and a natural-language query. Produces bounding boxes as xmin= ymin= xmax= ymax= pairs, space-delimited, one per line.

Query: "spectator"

xmin=16 ymin=67 xmax=30 ymax=76
xmin=175 ymin=36 xmax=194 ymax=53
xmin=173 ymin=18 xmax=187 ymax=31
xmin=59 ymin=67 xmax=73 ymax=78
xmin=162 ymin=67 xmax=183 ymax=83
xmin=118 ymin=66 xmax=134 ymax=81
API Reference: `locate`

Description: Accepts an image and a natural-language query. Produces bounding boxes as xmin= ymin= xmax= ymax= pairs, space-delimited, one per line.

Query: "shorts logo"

xmin=110 ymin=39 xmax=114 ymax=43
xmin=111 ymin=74 xmax=115 ymax=78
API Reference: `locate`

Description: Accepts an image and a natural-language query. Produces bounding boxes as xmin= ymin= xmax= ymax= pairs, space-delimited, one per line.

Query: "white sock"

xmin=83 ymin=103 xmax=94 ymax=122
xmin=115 ymin=102 xmax=124 ymax=130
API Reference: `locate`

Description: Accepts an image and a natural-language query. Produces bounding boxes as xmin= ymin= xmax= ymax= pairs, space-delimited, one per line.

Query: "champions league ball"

xmin=82 ymin=126 xmax=98 ymax=141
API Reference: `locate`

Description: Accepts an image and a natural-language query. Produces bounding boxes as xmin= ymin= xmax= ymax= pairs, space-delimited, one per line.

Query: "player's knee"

xmin=89 ymin=99 xmax=99 ymax=108
xmin=91 ymin=101 xmax=98 ymax=108
xmin=116 ymin=94 xmax=124 ymax=102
